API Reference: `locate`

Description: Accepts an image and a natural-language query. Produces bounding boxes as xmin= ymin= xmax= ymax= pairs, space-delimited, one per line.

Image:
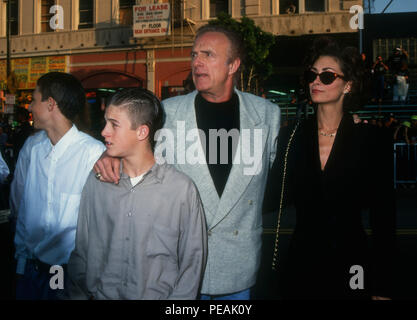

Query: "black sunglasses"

xmin=306 ymin=70 xmax=345 ymax=85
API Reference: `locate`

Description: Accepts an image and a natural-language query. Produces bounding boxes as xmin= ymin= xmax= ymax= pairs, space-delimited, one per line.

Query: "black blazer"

xmin=264 ymin=113 xmax=396 ymax=298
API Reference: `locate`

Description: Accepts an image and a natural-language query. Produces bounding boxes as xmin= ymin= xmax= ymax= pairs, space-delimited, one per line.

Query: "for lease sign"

xmin=133 ymin=3 xmax=171 ymax=38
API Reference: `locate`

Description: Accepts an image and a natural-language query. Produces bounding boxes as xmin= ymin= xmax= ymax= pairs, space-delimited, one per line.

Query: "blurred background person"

xmin=12 ymin=107 xmax=34 ymax=161
xmin=352 ymin=113 xmax=362 ymax=124
xmin=394 ymin=121 xmax=411 ymax=144
xmin=369 ymin=117 xmax=377 ymax=126
xmin=394 ymin=63 xmax=409 ymax=104
xmin=372 ymin=56 xmax=388 ymax=104
xmin=0 ymin=152 xmax=9 ymax=185
xmin=388 ymin=47 xmax=408 ymax=104
xmin=0 ymin=152 xmax=10 ymax=209
xmin=0 ymin=125 xmax=7 ymax=154
xmin=409 ymin=115 xmax=417 ymax=144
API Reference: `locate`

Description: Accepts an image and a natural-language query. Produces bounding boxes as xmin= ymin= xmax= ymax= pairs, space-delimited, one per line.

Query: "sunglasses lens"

xmin=320 ymin=72 xmax=337 ymax=85
xmin=306 ymin=71 xmax=317 ymax=83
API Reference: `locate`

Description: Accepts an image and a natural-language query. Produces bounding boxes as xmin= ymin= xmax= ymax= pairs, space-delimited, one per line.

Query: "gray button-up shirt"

xmin=67 ymin=163 xmax=207 ymax=300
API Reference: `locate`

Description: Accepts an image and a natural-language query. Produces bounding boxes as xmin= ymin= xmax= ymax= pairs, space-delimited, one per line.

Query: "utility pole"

xmin=6 ymin=0 xmax=11 ymax=79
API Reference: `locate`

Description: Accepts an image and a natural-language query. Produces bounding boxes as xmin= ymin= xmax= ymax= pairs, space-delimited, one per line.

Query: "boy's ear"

xmin=47 ymin=97 xmax=57 ymax=112
xmin=136 ymin=124 xmax=150 ymax=142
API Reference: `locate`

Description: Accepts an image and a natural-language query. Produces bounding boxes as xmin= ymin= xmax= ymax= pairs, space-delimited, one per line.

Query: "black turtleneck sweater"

xmin=195 ymin=93 xmax=240 ymax=197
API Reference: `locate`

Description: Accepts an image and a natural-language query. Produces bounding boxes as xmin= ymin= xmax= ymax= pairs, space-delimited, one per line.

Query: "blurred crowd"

xmin=350 ymin=113 xmax=417 ymax=145
xmin=0 ymin=107 xmax=34 ymax=187
xmin=363 ymin=47 xmax=413 ymax=105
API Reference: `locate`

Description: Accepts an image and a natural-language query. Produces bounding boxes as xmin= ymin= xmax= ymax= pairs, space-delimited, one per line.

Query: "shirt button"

xmin=130 ymin=189 xmax=134 ymax=193
xmin=128 ymin=212 xmax=132 ymax=217
xmin=233 ymin=230 xmax=239 ymax=236
xmin=248 ymin=200 xmax=253 ymax=205
xmin=208 ymin=231 xmax=212 ymax=236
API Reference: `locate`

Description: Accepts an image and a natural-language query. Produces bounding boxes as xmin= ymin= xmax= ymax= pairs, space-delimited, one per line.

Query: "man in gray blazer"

xmin=94 ymin=25 xmax=280 ymax=299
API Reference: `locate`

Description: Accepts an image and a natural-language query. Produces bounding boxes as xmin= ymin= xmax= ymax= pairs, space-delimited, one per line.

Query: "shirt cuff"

xmin=16 ymin=257 xmax=27 ymax=275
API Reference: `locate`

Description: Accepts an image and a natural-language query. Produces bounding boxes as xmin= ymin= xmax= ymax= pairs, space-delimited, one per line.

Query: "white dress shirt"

xmin=11 ymin=125 xmax=105 ymax=274
xmin=0 ymin=152 xmax=9 ymax=183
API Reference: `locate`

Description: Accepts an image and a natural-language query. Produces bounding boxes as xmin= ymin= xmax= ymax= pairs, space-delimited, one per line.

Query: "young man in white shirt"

xmin=11 ymin=72 xmax=105 ymax=300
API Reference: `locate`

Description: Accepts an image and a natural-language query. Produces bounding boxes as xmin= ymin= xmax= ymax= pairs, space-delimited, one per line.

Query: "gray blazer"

xmin=159 ymin=89 xmax=280 ymax=295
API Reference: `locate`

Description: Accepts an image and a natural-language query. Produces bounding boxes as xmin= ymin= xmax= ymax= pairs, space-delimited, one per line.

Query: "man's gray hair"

xmin=195 ymin=24 xmax=245 ymax=64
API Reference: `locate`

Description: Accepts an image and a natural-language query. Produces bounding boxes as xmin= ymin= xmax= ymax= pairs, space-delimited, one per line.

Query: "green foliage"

xmin=208 ymin=13 xmax=275 ymax=93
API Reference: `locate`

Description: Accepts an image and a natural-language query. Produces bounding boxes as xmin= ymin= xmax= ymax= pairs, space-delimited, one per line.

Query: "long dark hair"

xmin=303 ymin=37 xmax=368 ymax=112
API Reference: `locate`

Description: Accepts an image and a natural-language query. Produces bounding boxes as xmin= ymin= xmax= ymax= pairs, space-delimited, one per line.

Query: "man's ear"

xmin=229 ymin=58 xmax=241 ymax=76
xmin=136 ymin=124 xmax=150 ymax=142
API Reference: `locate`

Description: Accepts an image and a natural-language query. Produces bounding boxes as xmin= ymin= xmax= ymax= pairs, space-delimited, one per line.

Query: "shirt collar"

xmin=45 ymin=125 xmax=79 ymax=161
xmin=119 ymin=161 xmax=163 ymax=184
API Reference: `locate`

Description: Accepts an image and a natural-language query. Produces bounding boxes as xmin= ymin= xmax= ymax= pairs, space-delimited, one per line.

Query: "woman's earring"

xmin=344 ymin=85 xmax=351 ymax=94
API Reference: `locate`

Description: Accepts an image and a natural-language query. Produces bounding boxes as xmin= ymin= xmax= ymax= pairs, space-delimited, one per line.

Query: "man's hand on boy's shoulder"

xmin=93 ymin=152 xmax=121 ymax=184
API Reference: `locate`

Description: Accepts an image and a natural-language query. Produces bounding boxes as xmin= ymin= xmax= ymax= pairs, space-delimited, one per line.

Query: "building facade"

xmin=0 ymin=0 xmax=362 ymax=102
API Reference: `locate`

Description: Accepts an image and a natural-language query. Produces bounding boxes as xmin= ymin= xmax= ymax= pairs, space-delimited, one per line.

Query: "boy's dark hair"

xmin=37 ymin=72 xmax=85 ymax=121
xmin=107 ymin=88 xmax=164 ymax=150
xmin=303 ymin=37 xmax=368 ymax=112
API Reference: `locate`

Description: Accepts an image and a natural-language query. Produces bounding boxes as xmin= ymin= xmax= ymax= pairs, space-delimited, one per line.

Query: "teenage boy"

xmin=67 ymin=88 xmax=207 ymax=300
xmin=11 ymin=72 xmax=105 ymax=300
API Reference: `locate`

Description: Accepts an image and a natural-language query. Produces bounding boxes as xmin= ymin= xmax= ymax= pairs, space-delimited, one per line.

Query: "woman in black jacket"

xmin=264 ymin=38 xmax=396 ymax=300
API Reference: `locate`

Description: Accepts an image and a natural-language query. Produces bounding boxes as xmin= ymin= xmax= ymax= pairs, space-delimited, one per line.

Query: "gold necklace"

xmin=319 ymin=131 xmax=336 ymax=137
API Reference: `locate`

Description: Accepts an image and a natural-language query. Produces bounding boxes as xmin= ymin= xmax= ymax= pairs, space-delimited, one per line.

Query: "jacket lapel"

xmin=210 ymin=90 xmax=269 ymax=229
xmin=172 ymin=92 xmax=220 ymax=224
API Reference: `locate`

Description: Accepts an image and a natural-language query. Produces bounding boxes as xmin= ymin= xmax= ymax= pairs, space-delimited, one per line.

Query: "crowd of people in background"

xmin=349 ymin=112 xmax=417 ymax=145
xmin=0 ymin=108 xmax=34 ymax=210
xmin=0 ymin=109 xmax=34 ymax=171
xmin=362 ymin=47 xmax=412 ymax=105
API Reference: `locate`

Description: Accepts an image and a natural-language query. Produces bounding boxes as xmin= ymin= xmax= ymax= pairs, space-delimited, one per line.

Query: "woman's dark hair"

xmin=303 ymin=37 xmax=368 ymax=111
